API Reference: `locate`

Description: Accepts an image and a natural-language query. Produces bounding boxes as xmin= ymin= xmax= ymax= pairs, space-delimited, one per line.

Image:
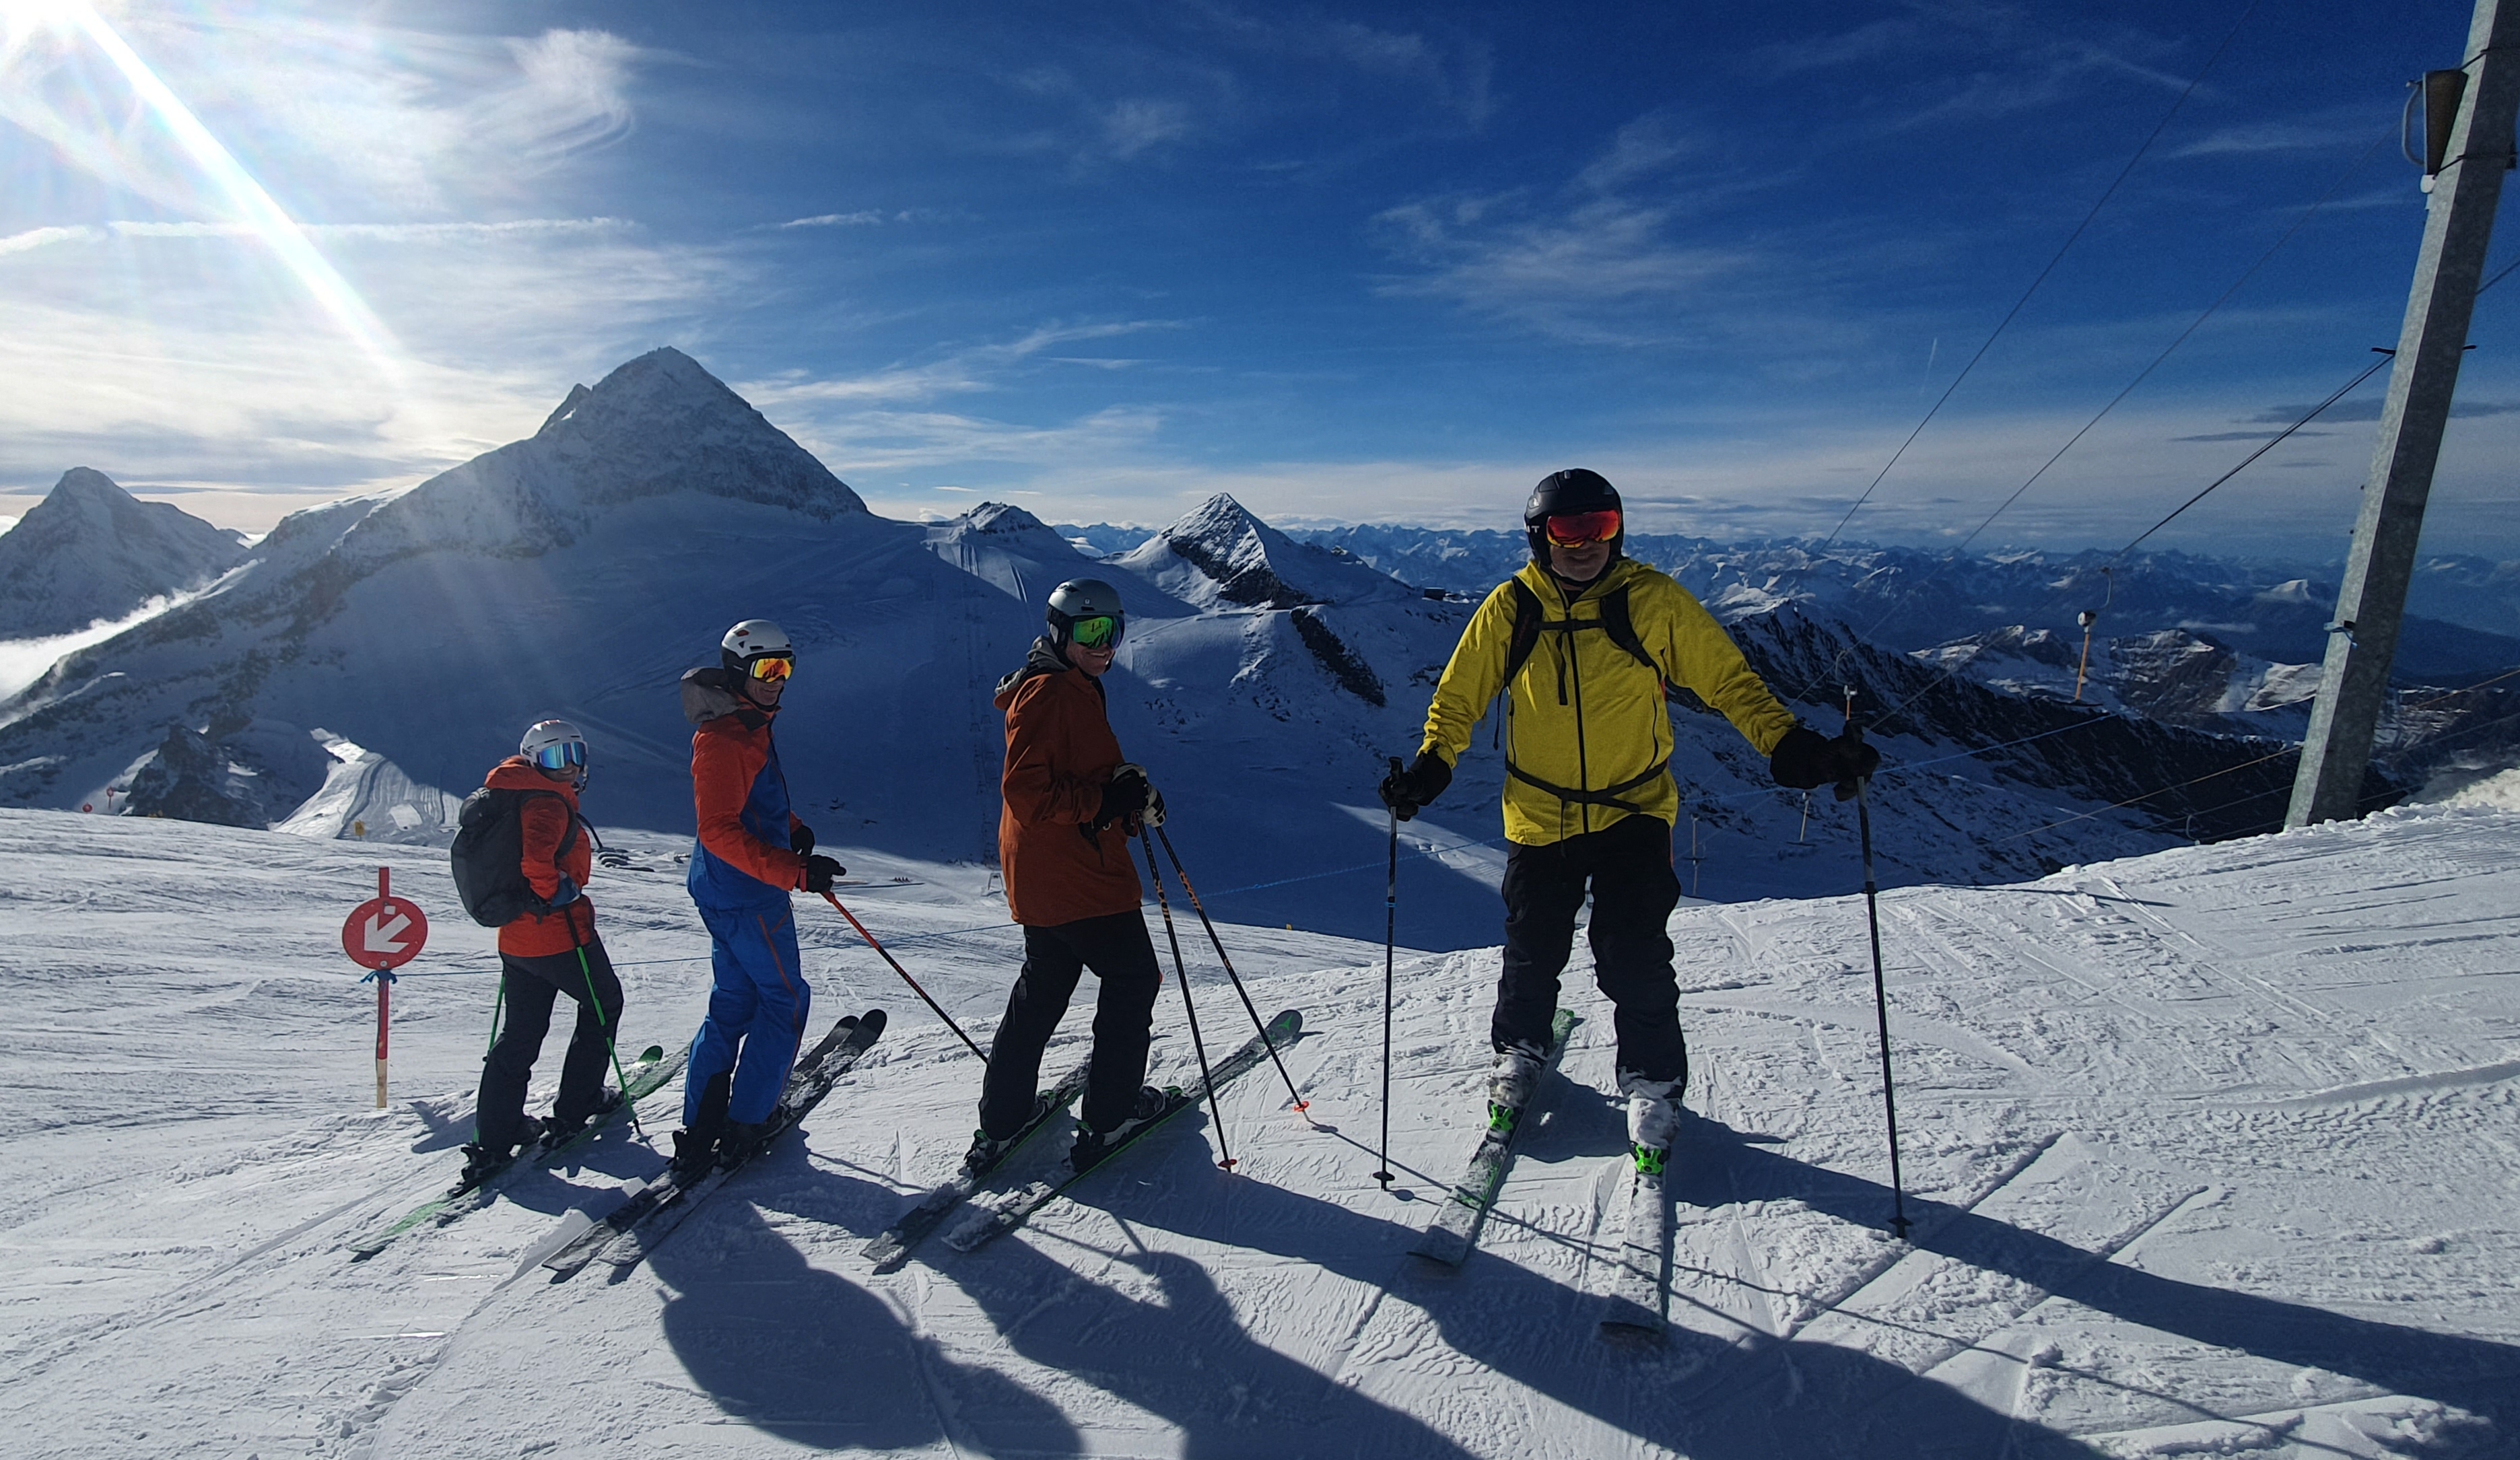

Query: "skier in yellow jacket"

xmin=1379 ymin=468 xmax=1877 ymax=1167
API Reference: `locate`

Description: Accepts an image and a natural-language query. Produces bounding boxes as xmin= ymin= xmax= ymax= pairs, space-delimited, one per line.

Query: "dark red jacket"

xmin=483 ymin=757 xmax=595 ymax=959
xmin=995 ymin=640 xmax=1140 ymax=926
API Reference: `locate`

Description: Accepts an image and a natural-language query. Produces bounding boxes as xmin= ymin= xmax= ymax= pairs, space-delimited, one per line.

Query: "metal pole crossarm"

xmin=2288 ymin=0 xmax=2520 ymax=829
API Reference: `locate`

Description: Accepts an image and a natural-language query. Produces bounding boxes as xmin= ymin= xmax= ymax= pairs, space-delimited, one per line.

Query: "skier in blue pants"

xmin=671 ymin=619 xmax=845 ymax=1174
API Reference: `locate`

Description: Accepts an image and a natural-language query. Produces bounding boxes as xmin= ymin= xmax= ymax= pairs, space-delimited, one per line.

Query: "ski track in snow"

xmin=2 ymin=806 xmax=2517 ymax=1457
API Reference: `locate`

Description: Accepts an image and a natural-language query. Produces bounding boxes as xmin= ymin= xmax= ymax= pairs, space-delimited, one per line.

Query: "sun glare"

xmin=26 ymin=1 xmax=405 ymax=381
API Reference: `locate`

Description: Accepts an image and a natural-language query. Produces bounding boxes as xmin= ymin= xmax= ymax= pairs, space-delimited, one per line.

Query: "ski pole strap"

xmin=1505 ymin=756 xmax=1669 ymax=814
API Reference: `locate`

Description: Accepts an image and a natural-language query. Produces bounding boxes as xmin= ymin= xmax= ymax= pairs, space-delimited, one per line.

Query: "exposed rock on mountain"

xmin=1118 ymin=495 xmax=1406 ymax=612
xmin=0 ymin=468 xmax=246 ymax=638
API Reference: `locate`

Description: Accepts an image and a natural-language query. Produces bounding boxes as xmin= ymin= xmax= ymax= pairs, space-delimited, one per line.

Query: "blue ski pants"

xmin=686 ymin=901 xmax=811 ymax=1126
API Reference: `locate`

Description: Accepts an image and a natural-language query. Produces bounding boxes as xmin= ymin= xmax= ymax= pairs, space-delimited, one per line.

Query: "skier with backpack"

xmin=454 ymin=719 xmax=627 ymax=1181
xmin=971 ymin=578 xmax=1170 ymax=1174
xmin=671 ymin=619 xmax=846 ymax=1175
xmin=1377 ymin=469 xmax=1878 ymax=1175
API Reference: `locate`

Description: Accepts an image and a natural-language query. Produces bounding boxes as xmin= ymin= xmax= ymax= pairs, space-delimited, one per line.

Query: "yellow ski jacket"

xmin=1418 ymin=557 xmax=1797 ymax=847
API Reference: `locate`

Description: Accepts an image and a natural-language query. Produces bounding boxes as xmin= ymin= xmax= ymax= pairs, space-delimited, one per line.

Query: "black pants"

xmin=475 ymin=938 xmax=625 ymax=1150
xmin=979 ymin=910 xmax=1163 ymax=1137
xmin=1494 ymin=812 xmax=1688 ymax=1086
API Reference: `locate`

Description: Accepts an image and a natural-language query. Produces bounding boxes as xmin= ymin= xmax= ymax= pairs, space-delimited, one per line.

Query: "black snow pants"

xmin=1493 ymin=812 xmax=1688 ymax=1087
xmin=475 ymin=938 xmax=625 ymax=1151
xmin=978 ymin=909 xmax=1163 ymax=1138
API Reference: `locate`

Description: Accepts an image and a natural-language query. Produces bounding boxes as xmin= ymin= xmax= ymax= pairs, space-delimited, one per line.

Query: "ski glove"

xmin=545 ymin=876 xmax=581 ymax=909
xmin=1098 ymin=764 xmax=1155 ymax=825
xmin=1378 ymin=751 xmax=1452 ymax=821
xmin=1769 ymin=726 xmax=1882 ymax=790
xmin=790 ymin=823 xmax=816 ymax=855
xmin=803 ymin=854 xmax=846 ymax=894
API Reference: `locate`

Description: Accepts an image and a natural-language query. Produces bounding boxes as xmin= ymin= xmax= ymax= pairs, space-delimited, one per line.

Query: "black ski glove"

xmin=803 ymin=854 xmax=846 ymax=894
xmin=1769 ymin=725 xmax=1882 ymax=790
xmin=1097 ymin=764 xmax=1153 ymax=826
xmin=1378 ymin=751 xmax=1452 ymax=821
xmin=790 ymin=823 xmax=815 ymax=855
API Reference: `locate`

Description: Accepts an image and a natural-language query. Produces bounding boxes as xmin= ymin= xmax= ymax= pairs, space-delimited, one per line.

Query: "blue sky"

xmin=2 ymin=0 xmax=2515 ymax=560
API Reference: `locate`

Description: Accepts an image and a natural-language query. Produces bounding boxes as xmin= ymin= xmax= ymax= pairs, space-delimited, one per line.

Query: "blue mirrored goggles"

xmin=532 ymin=741 xmax=586 ymax=771
xmin=1068 ymin=614 xmax=1122 ymax=649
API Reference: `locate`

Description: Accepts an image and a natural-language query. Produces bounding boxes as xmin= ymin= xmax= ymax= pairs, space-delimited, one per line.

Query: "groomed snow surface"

xmin=1 ymin=805 xmax=2515 ymax=1459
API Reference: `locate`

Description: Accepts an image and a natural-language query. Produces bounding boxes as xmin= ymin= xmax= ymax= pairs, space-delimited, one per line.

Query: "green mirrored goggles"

xmin=1068 ymin=614 xmax=1122 ymax=649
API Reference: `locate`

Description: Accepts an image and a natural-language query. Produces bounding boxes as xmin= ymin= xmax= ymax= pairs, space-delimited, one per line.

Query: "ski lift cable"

xmin=1805 ymin=0 xmax=2266 ymax=567
xmin=1793 ymin=127 xmax=2393 ymax=710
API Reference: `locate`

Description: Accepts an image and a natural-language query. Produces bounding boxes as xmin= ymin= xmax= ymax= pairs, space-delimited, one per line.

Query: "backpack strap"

xmin=1596 ymin=584 xmax=1659 ymax=672
xmin=1500 ymin=578 xmax=1546 ymax=689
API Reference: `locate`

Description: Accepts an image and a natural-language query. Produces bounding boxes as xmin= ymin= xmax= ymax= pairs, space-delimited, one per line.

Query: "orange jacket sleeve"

xmin=517 ymin=794 xmax=573 ymax=901
xmin=1001 ymin=679 xmax=1106 ymax=827
xmin=692 ymin=724 xmax=805 ymax=889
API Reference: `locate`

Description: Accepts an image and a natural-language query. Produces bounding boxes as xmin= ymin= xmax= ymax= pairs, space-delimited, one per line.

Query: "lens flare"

xmin=33 ymin=1 xmax=401 ymax=378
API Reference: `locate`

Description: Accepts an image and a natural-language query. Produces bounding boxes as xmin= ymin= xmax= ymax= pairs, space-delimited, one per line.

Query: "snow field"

xmin=0 ymin=805 xmax=2515 ymax=1457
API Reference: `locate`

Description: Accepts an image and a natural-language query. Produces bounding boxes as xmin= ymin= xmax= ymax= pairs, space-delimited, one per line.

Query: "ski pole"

xmin=473 ymin=974 xmax=506 ymax=1143
xmin=820 ymin=890 xmax=987 ymax=1059
xmin=1839 ymin=692 xmax=1912 ymax=1239
xmin=1375 ymin=757 xmax=1400 ymax=1188
xmin=1150 ymin=825 xmax=1312 ymax=1119
xmin=575 ymin=943 xmax=645 ymax=1140
xmin=1142 ymin=836 xmax=1233 ymax=1170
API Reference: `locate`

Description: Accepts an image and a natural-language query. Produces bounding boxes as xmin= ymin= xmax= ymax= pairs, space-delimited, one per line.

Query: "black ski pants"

xmin=1493 ymin=812 xmax=1689 ymax=1087
xmin=979 ymin=909 xmax=1162 ymax=1138
xmin=475 ymin=938 xmax=625 ymax=1151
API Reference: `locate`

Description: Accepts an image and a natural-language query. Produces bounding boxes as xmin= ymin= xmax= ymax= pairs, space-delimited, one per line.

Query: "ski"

xmin=347 ymin=1043 xmax=683 ymax=1261
xmin=863 ymin=1053 xmax=1095 ymax=1274
xmin=1410 ymin=1008 xmax=1578 ymax=1266
xmin=1597 ymin=1154 xmax=1670 ymax=1335
xmin=542 ymin=1009 xmax=886 ymax=1280
xmin=941 ymin=1008 xmax=1304 ymax=1255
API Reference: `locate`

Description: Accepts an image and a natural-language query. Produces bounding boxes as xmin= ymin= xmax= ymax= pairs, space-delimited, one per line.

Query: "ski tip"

xmin=638 ymin=1045 xmax=665 ymax=1063
xmin=859 ymin=1007 xmax=889 ymax=1035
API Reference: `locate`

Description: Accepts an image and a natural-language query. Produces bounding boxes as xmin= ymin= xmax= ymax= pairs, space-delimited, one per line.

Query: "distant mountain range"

xmin=0 ymin=467 xmax=246 ymax=639
xmin=1 ymin=349 xmax=2508 ymax=942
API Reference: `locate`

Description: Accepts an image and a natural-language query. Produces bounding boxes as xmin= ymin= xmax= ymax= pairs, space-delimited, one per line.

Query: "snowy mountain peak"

xmin=1120 ymin=492 xmax=1408 ymax=610
xmin=335 ymin=347 xmax=865 ymax=567
xmin=0 ymin=467 xmax=246 ymax=638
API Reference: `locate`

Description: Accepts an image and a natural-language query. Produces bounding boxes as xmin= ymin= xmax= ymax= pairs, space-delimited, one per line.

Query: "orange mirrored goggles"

xmin=747 ymin=654 xmax=795 ymax=683
xmin=1542 ymin=509 xmax=1621 ymax=547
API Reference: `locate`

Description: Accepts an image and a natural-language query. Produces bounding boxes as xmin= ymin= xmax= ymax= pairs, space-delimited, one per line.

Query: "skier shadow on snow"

xmin=1110 ymin=1151 xmax=2115 ymax=1458
xmin=646 ymin=1193 xmax=1085 ymax=1455
xmin=1679 ymin=1113 xmax=2519 ymax=1451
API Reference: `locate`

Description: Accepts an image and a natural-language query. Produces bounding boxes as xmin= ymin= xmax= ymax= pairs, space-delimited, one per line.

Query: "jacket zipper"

xmin=1562 ymin=576 xmax=1594 ymax=837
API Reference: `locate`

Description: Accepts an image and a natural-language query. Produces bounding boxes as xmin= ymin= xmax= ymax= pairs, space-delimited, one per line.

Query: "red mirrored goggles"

xmin=1542 ymin=509 xmax=1621 ymax=547
xmin=746 ymin=653 xmax=795 ymax=684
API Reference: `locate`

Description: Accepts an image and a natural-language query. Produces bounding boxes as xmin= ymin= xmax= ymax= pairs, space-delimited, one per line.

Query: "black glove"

xmin=790 ymin=823 xmax=815 ymax=855
xmin=803 ymin=854 xmax=845 ymax=894
xmin=1097 ymin=764 xmax=1153 ymax=827
xmin=1378 ymin=751 xmax=1452 ymax=821
xmin=1769 ymin=725 xmax=1882 ymax=791
xmin=545 ymin=876 xmax=580 ymax=909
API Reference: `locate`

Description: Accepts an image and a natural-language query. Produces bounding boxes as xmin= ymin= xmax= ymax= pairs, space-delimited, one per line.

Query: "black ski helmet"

xmin=1524 ymin=468 xmax=1624 ymax=564
xmin=1045 ymin=578 xmax=1126 ymax=649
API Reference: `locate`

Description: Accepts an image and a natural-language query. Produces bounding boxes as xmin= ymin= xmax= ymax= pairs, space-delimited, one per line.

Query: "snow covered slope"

xmin=0 ymin=468 xmax=244 ymax=638
xmin=0 ymin=804 xmax=2513 ymax=1457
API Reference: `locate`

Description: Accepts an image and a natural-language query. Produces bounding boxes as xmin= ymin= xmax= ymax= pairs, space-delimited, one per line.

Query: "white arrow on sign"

xmin=362 ymin=909 xmax=414 ymax=957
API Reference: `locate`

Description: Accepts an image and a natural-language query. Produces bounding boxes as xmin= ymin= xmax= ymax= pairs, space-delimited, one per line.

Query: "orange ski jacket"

xmin=483 ymin=757 xmax=597 ymax=959
xmin=994 ymin=639 xmax=1142 ymax=926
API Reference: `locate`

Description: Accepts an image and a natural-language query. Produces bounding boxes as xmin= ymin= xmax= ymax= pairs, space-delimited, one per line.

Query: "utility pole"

xmin=2288 ymin=0 xmax=2520 ymax=829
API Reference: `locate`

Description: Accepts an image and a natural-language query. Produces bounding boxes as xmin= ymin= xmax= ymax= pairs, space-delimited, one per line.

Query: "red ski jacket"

xmin=483 ymin=757 xmax=596 ymax=959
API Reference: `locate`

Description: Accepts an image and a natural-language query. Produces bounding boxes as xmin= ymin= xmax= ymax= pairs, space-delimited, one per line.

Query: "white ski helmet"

xmin=520 ymin=718 xmax=588 ymax=780
xmin=720 ymin=619 xmax=793 ymax=672
xmin=1046 ymin=579 xmax=1125 ymax=649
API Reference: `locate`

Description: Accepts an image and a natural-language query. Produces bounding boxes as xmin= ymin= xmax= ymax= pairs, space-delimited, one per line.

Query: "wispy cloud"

xmin=780 ymin=211 xmax=886 ymax=228
xmin=739 ymin=321 xmax=1184 ymax=409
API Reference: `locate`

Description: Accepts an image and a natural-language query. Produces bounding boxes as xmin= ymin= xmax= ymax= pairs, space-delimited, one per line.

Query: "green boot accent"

xmin=1632 ymin=1142 xmax=1668 ymax=1177
xmin=1487 ymin=1101 xmax=1520 ymax=1134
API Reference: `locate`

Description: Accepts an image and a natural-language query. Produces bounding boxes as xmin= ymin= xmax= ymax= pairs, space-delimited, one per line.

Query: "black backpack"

xmin=448 ymin=786 xmax=580 ymax=928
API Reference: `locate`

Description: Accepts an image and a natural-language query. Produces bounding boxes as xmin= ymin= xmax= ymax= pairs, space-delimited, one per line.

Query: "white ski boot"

xmin=1487 ymin=1042 xmax=1547 ymax=1132
xmin=1617 ymin=1070 xmax=1682 ymax=1176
